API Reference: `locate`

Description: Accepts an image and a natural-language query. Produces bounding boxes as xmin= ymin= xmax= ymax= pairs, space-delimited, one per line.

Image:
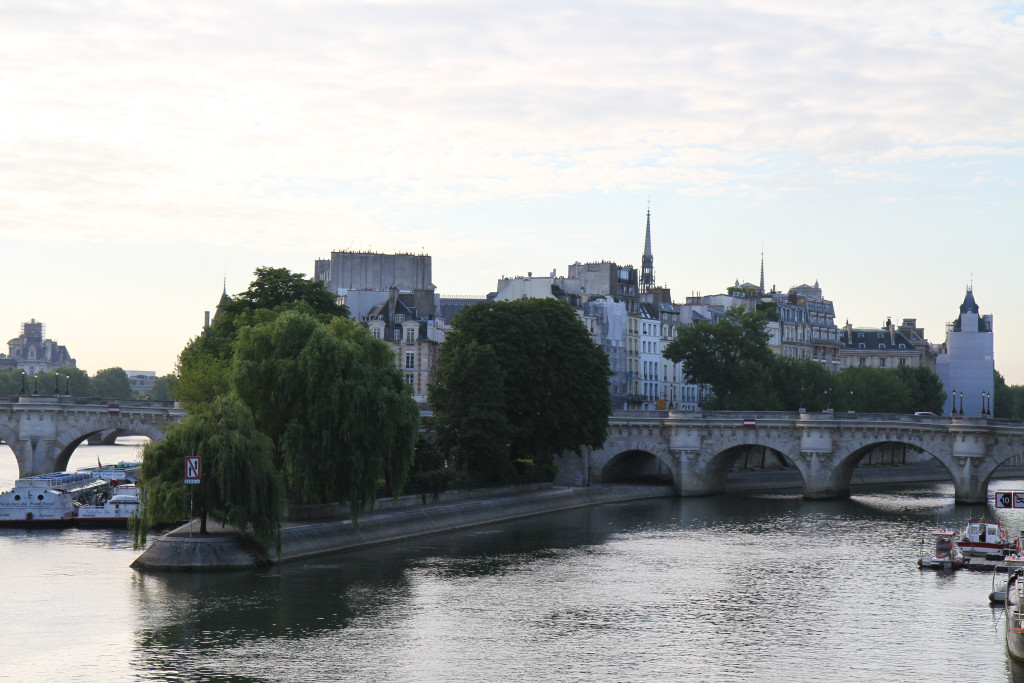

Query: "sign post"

xmin=185 ymin=454 xmax=201 ymax=538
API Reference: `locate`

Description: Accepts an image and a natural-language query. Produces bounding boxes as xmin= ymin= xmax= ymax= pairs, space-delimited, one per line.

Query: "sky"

xmin=2 ymin=1 xmax=1023 ymax=382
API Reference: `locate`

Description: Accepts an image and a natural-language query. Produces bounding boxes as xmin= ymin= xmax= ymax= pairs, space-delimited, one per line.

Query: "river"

xmin=4 ymin=441 xmax=1024 ymax=682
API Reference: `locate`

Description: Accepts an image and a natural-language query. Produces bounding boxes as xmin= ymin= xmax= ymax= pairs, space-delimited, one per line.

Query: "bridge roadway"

xmin=554 ymin=409 xmax=1024 ymax=504
xmin=0 ymin=395 xmax=185 ymax=478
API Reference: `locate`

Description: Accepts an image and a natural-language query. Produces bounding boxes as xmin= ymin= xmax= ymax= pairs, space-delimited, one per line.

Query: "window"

xmin=859 ymin=358 xmax=866 ymax=366
xmin=405 ymin=352 xmax=415 ymax=369
xmin=393 ymin=329 xmax=401 ymax=342
xmin=405 ymin=374 xmax=414 ymax=385
xmin=395 ymin=314 xmax=405 ymax=324
xmin=405 ymin=328 xmax=416 ymax=343
xmin=899 ymin=358 xmax=907 ymax=366
xmin=879 ymin=344 xmax=885 ymax=350
xmin=879 ymin=358 xmax=887 ymax=368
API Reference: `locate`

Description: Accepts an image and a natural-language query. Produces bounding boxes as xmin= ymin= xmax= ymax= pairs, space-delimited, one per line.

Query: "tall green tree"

xmin=894 ymin=365 xmax=947 ymax=414
xmin=431 ymin=298 xmax=611 ymax=479
xmin=663 ymin=307 xmax=774 ymax=410
xmin=91 ymin=367 xmax=132 ymax=399
xmin=232 ymin=310 xmax=418 ymax=519
xmin=134 ymin=395 xmax=284 ymax=549
xmin=222 ymin=266 xmax=348 ymax=319
xmin=149 ymin=374 xmax=177 ymax=401
xmin=429 ymin=340 xmax=512 ymax=481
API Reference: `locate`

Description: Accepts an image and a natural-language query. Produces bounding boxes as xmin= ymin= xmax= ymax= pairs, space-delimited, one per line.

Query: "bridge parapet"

xmin=564 ymin=410 xmax=1024 ymax=504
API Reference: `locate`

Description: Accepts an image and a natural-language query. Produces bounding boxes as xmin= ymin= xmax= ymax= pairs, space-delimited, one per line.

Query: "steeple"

xmin=759 ymin=248 xmax=765 ymax=295
xmin=640 ymin=208 xmax=654 ymax=293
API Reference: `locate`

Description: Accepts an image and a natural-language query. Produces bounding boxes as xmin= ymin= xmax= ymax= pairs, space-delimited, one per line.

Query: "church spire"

xmin=640 ymin=208 xmax=654 ymax=293
xmin=759 ymin=247 xmax=765 ymax=295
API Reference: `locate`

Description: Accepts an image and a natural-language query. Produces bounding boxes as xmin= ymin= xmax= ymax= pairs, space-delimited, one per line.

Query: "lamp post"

xmin=950 ymin=389 xmax=956 ymax=415
xmin=800 ymin=386 xmax=805 ymax=412
xmin=54 ymin=372 xmax=60 ymax=397
xmin=959 ymin=391 xmax=964 ymax=416
xmin=848 ymin=389 xmax=854 ymax=413
xmin=19 ymin=370 xmax=26 ymax=395
xmin=32 ymin=374 xmax=39 ymax=396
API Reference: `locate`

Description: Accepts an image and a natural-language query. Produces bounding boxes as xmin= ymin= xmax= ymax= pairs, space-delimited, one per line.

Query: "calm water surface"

xmin=4 ymin=443 xmax=1024 ymax=682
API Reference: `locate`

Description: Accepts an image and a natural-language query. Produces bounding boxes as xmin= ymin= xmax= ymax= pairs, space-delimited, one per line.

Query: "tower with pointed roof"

xmin=640 ymin=209 xmax=654 ymax=294
xmin=936 ymin=286 xmax=994 ymax=417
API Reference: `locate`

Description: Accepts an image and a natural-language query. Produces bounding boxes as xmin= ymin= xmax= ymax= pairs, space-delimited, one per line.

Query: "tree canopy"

xmin=663 ymin=307 xmax=774 ymax=410
xmin=222 ymin=266 xmax=348 ymax=319
xmin=232 ymin=310 xmax=419 ymax=517
xmin=91 ymin=367 xmax=133 ymax=399
xmin=430 ymin=298 xmax=611 ymax=481
xmin=134 ymin=395 xmax=284 ymax=548
xmin=663 ymin=307 xmax=948 ymax=414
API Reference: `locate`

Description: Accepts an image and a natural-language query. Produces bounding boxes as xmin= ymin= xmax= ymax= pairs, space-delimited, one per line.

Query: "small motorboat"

xmin=918 ymin=530 xmax=967 ymax=571
xmin=960 ymin=519 xmax=1011 ymax=556
xmin=990 ymin=558 xmax=1024 ymax=604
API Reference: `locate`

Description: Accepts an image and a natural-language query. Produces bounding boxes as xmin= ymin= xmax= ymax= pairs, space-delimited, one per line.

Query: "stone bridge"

xmin=555 ymin=410 xmax=1024 ymax=504
xmin=0 ymin=396 xmax=186 ymax=477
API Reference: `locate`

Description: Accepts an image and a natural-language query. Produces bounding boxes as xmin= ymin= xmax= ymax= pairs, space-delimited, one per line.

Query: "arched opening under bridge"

xmin=601 ymin=449 xmax=673 ymax=485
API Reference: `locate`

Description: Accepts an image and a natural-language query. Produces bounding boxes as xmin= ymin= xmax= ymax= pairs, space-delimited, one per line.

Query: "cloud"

xmin=1 ymin=0 xmax=1022 ymax=247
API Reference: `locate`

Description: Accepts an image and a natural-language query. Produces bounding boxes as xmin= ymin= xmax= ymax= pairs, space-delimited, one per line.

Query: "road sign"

xmin=997 ymin=492 xmax=1014 ymax=509
xmin=185 ymin=455 xmax=201 ymax=485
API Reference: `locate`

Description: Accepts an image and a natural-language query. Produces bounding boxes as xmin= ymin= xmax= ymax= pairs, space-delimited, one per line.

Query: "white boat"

xmin=76 ymin=461 xmax=141 ymax=487
xmin=76 ymin=484 xmax=142 ymax=527
xmin=918 ymin=530 xmax=967 ymax=570
xmin=0 ymin=472 xmax=106 ymax=526
xmin=960 ymin=519 xmax=1011 ymax=556
xmin=1005 ymin=560 xmax=1024 ymax=660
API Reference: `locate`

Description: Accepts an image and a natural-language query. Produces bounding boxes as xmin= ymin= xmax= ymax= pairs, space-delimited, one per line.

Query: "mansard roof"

xmin=840 ymin=328 xmax=915 ymax=351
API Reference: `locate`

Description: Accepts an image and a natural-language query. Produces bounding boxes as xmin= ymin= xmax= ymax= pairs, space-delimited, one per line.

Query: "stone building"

xmin=1 ymin=319 xmax=76 ymax=376
xmin=364 ymin=287 xmax=448 ymax=405
xmin=936 ymin=287 xmax=994 ymax=417
xmin=839 ymin=319 xmax=921 ymax=370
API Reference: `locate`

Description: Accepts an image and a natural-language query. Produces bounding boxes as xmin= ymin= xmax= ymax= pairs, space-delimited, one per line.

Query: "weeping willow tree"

xmin=233 ymin=310 xmax=419 ymax=521
xmin=132 ymin=395 xmax=284 ymax=550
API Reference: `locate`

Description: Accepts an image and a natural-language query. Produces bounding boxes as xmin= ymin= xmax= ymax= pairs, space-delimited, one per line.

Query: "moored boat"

xmin=0 ymin=472 xmax=107 ymax=526
xmin=918 ymin=530 xmax=967 ymax=570
xmin=1006 ymin=561 xmax=1024 ymax=660
xmin=76 ymin=484 xmax=142 ymax=527
xmin=960 ymin=519 xmax=1011 ymax=556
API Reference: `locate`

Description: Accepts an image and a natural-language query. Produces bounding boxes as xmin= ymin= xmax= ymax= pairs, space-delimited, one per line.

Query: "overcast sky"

xmin=2 ymin=1 xmax=1022 ymax=382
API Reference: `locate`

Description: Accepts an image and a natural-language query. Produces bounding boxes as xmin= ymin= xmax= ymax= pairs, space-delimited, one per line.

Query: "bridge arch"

xmin=698 ymin=435 xmax=803 ymax=495
xmin=601 ymin=449 xmax=674 ymax=485
xmin=52 ymin=421 xmax=165 ymax=472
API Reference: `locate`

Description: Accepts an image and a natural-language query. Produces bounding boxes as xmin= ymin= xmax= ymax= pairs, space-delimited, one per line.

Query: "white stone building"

xmin=936 ymin=288 xmax=994 ymax=417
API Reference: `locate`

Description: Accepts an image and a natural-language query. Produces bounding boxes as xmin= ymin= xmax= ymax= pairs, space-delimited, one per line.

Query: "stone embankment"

xmin=130 ymin=483 xmax=673 ymax=572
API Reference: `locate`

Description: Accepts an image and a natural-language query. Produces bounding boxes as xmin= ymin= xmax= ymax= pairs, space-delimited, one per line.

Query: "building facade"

xmin=1 ymin=319 xmax=76 ymax=376
xmin=935 ymin=288 xmax=994 ymax=417
xmin=839 ymin=320 xmax=921 ymax=370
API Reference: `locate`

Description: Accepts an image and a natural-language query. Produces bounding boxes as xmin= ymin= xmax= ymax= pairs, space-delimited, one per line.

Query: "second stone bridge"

xmin=555 ymin=410 xmax=1024 ymax=504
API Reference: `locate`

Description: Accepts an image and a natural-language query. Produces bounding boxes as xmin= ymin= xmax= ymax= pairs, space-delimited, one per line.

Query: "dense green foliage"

xmin=663 ymin=307 xmax=775 ymax=410
xmin=133 ymin=396 xmax=284 ymax=548
xmin=134 ymin=265 xmax=416 ymax=547
xmin=430 ymin=298 xmax=612 ymax=481
xmin=663 ymin=307 xmax=947 ymax=414
xmin=430 ymin=341 xmax=512 ymax=481
xmin=0 ymin=365 xmax=143 ymax=399
xmin=91 ymin=367 xmax=133 ymax=399
xmin=995 ymin=371 xmax=1024 ymax=420
xmin=233 ymin=310 xmax=418 ymax=517
xmin=221 ymin=266 xmax=348 ymax=319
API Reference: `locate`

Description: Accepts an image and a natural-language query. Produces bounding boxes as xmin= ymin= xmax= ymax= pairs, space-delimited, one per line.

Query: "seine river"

xmin=5 ymin=441 xmax=1024 ymax=682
